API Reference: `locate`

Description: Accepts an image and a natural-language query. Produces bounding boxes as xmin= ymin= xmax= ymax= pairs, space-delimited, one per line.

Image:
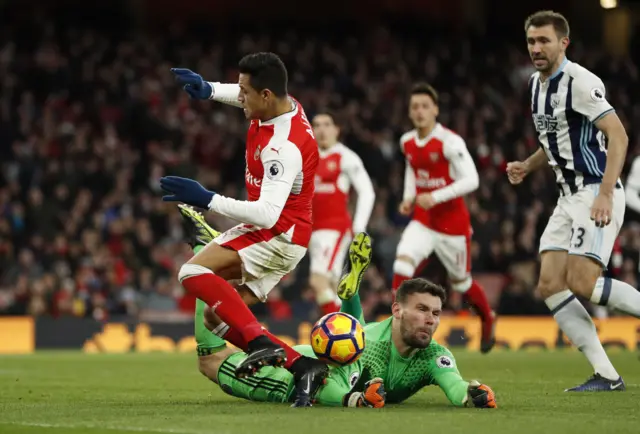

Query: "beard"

xmin=400 ymin=317 xmax=432 ymax=349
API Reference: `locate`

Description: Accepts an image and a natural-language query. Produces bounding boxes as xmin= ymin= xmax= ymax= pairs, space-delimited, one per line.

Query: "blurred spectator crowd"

xmin=1 ymin=12 xmax=640 ymax=322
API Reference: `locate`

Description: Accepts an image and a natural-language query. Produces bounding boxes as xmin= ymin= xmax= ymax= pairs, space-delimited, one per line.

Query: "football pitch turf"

xmin=0 ymin=351 xmax=638 ymax=434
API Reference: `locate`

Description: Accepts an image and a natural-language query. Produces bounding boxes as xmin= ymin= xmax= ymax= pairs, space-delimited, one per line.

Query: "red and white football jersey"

xmin=312 ymin=143 xmax=375 ymax=233
xmin=209 ymin=98 xmax=319 ymax=247
xmin=401 ymin=123 xmax=479 ymax=236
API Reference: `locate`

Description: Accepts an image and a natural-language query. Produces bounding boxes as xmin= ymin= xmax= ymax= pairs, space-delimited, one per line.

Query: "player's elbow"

xmin=254 ymin=201 xmax=281 ymax=229
xmin=467 ymin=172 xmax=480 ymax=193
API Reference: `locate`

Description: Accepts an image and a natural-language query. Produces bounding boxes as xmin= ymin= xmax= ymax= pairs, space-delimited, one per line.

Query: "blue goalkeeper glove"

xmin=160 ymin=176 xmax=216 ymax=209
xmin=170 ymin=68 xmax=213 ymax=100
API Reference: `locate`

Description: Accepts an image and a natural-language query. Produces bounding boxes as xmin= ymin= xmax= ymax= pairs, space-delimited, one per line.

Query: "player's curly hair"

xmin=410 ymin=82 xmax=439 ymax=105
xmin=238 ymin=52 xmax=288 ymax=97
xmin=395 ymin=278 xmax=447 ymax=305
xmin=524 ymin=10 xmax=570 ymax=38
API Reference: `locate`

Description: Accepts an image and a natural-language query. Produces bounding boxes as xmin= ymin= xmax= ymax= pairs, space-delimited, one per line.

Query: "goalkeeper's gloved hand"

xmin=343 ymin=378 xmax=386 ymax=408
xmin=160 ymin=176 xmax=216 ymax=209
xmin=171 ymin=68 xmax=213 ymax=100
xmin=465 ymin=380 xmax=497 ymax=408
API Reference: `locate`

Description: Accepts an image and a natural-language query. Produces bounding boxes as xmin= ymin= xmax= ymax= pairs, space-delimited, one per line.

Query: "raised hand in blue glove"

xmin=160 ymin=176 xmax=216 ymax=209
xmin=170 ymin=68 xmax=213 ymax=100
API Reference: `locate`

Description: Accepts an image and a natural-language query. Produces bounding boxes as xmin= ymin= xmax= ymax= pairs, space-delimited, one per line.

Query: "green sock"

xmin=340 ymin=292 xmax=365 ymax=325
xmin=192 ymin=245 xmax=227 ymax=356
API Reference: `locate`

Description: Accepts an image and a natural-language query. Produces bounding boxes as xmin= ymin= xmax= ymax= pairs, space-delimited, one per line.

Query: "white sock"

xmin=591 ymin=277 xmax=640 ymax=318
xmin=317 ymin=288 xmax=341 ymax=306
xmin=545 ymin=290 xmax=619 ymax=381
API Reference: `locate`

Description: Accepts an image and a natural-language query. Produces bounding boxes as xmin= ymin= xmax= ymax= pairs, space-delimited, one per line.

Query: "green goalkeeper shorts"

xmin=217 ymin=352 xmax=294 ymax=403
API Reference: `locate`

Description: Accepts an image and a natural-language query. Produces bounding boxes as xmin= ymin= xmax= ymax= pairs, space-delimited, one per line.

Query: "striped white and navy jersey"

xmin=529 ymin=58 xmax=618 ymax=196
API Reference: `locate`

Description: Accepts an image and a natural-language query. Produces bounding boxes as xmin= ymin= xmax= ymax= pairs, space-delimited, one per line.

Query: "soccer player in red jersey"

xmin=392 ymin=83 xmax=496 ymax=353
xmin=309 ymin=112 xmax=375 ymax=314
xmin=162 ymin=52 xmax=325 ymax=406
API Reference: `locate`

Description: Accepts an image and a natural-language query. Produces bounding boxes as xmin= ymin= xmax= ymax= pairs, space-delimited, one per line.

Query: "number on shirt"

xmin=570 ymin=227 xmax=586 ymax=249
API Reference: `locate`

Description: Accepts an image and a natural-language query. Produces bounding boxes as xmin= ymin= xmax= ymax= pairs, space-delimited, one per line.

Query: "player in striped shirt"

xmin=507 ymin=10 xmax=640 ymax=392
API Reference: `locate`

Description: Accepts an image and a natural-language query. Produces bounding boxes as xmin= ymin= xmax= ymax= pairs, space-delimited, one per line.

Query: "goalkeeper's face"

xmin=397 ymin=293 xmax=442 ymax=349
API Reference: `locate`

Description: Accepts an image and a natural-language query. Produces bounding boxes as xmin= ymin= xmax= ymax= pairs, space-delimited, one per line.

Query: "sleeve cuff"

xmin=592 ymin=108 xmax=615 ymax=123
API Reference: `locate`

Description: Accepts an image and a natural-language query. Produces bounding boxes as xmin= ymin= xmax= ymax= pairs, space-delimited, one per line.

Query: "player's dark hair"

xmin=313 ymin=110 xmax=339 ymax=127
xmin=524 ymin=10 xmax=570 ymax=38
xmin=410 ymin=82 xmax=439 ymax=105
xmin=395 ymin=278 xmax=447 ymax=305
xmin=238 ymin=52 xmax=288 ymax=98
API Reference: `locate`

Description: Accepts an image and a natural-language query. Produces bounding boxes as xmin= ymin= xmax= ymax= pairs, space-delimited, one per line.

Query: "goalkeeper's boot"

xmin=565 ymin=374 xmax=625 ymax=392
xmin=178 ymin=204 xmax=220 ymax=248
xmin=480 ymin=311 xmax=497 ymax=354
xmin=235 ymin=336 xmax=286 ymax=379
xmin=289 ymin=356 xmax=329 ymax=408
xmin=337 ymin=232 xmax=372 ymax=300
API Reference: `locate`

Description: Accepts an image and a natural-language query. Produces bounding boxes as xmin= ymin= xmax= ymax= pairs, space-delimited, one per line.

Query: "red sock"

xmin=222 ymin=327 xmax=249 ymax=351
xmin=320 ymin=301 xmax=340 ymax=315
xmin=181 ymin=273 xmax=264 ymax=344
xmin=464 ymin=280 xmax=494 ymax=334
xmin=263 ymin=330 xmax=302 ymax=369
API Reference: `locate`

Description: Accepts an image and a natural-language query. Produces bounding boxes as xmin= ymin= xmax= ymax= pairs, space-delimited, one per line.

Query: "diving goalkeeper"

xmin=181 ymin=204 xmax=385 ymax=408
xmin=180 ymin=204 xmax=494 ymax=408
xmin=338 ymin=235 xmax=497 ymax=408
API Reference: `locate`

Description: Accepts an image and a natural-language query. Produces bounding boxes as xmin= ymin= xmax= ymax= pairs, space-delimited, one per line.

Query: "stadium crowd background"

xmin=1 ymin=0 xmax=640 ymax=323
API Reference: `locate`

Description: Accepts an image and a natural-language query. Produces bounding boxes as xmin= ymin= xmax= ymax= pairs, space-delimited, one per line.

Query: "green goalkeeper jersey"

xmin=341 ymin=295 xmax=469 ymax=406
xmin=358 ymin=317 xmax=468 ymax=405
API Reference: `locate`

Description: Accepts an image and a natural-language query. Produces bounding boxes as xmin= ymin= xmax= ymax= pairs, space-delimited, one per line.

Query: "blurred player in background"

xmin=309 ymin=112 xmax=375 ymax=314
xmin=340 ymin=235 xmax=497 ymax=408
xmin=507 ymin=10 xmax=639 ymax=391
xmin=161 ymin=52 xmax=326 ymax=407
xmin=392 ymin=83 xmax=496 ymax=353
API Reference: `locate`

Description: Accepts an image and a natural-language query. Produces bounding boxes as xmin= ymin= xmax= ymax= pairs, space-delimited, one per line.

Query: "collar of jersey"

xmin=540 ymin=57 xmax=570 ymax=84
xmin=414 ymin=123 xmax=441 ymax=147
xmin=319 ymin=143 xmax=343 ymax=157
xmin=259 ymin=98 xmax=298 ymax=126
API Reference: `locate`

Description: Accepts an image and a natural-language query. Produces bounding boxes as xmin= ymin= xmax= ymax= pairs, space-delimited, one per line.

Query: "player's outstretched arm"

xmin=171 ymin=68 xmax=243 ymax=108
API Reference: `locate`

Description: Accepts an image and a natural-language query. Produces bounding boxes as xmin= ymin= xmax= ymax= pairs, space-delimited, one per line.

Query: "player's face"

xmin=409 ymin=94 xmax=438 ymax=130
xmin=238 ymin=73 xmax=270 ymax=120
xmin=526 ymin=25 xmax=569 ymax=74
xmin=396 ymin=293 xmax=442 ymax=349
xmin=312 ymin=114 xmax=339 ymax=149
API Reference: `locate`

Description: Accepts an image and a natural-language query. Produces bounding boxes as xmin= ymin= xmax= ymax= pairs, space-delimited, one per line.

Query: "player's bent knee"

xmin=536 ymin=279 xmax=565 ymax=299
xmin=237 ymin=286 xmax=260 ymax=306
xmin=450 ymin=276 xmax=472 ymax=292
xmin=178 ymin=263 xmax=214 ymax=283
xmin=393 ymin=257 xmax=416 ymax=277
xmin=566 ymin=258 xmax=602 ymax=299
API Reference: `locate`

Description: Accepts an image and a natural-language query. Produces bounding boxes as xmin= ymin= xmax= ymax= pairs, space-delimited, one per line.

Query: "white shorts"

xmin=214 ymin=224 xmax=307 ymax=302
xmin=396 ymin=220 xmax=470 ymax=281
xmin=308 ymin=229 xmax=353 ymax=280
xmin=539 ymin=184 xmax=625 ymax=267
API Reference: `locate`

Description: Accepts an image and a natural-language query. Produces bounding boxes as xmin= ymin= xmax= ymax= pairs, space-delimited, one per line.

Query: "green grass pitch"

xmin=0 ymin=350 xmax=639 ymax=434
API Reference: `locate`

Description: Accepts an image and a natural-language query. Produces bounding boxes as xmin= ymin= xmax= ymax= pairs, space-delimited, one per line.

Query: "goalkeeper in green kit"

xmin=181 ymin=204 xmax=385 ymax=408
xmin=180 ymin=204 xmax=495 ymax=408
xmin=338 ymin=238 xmax=497 ymax=408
